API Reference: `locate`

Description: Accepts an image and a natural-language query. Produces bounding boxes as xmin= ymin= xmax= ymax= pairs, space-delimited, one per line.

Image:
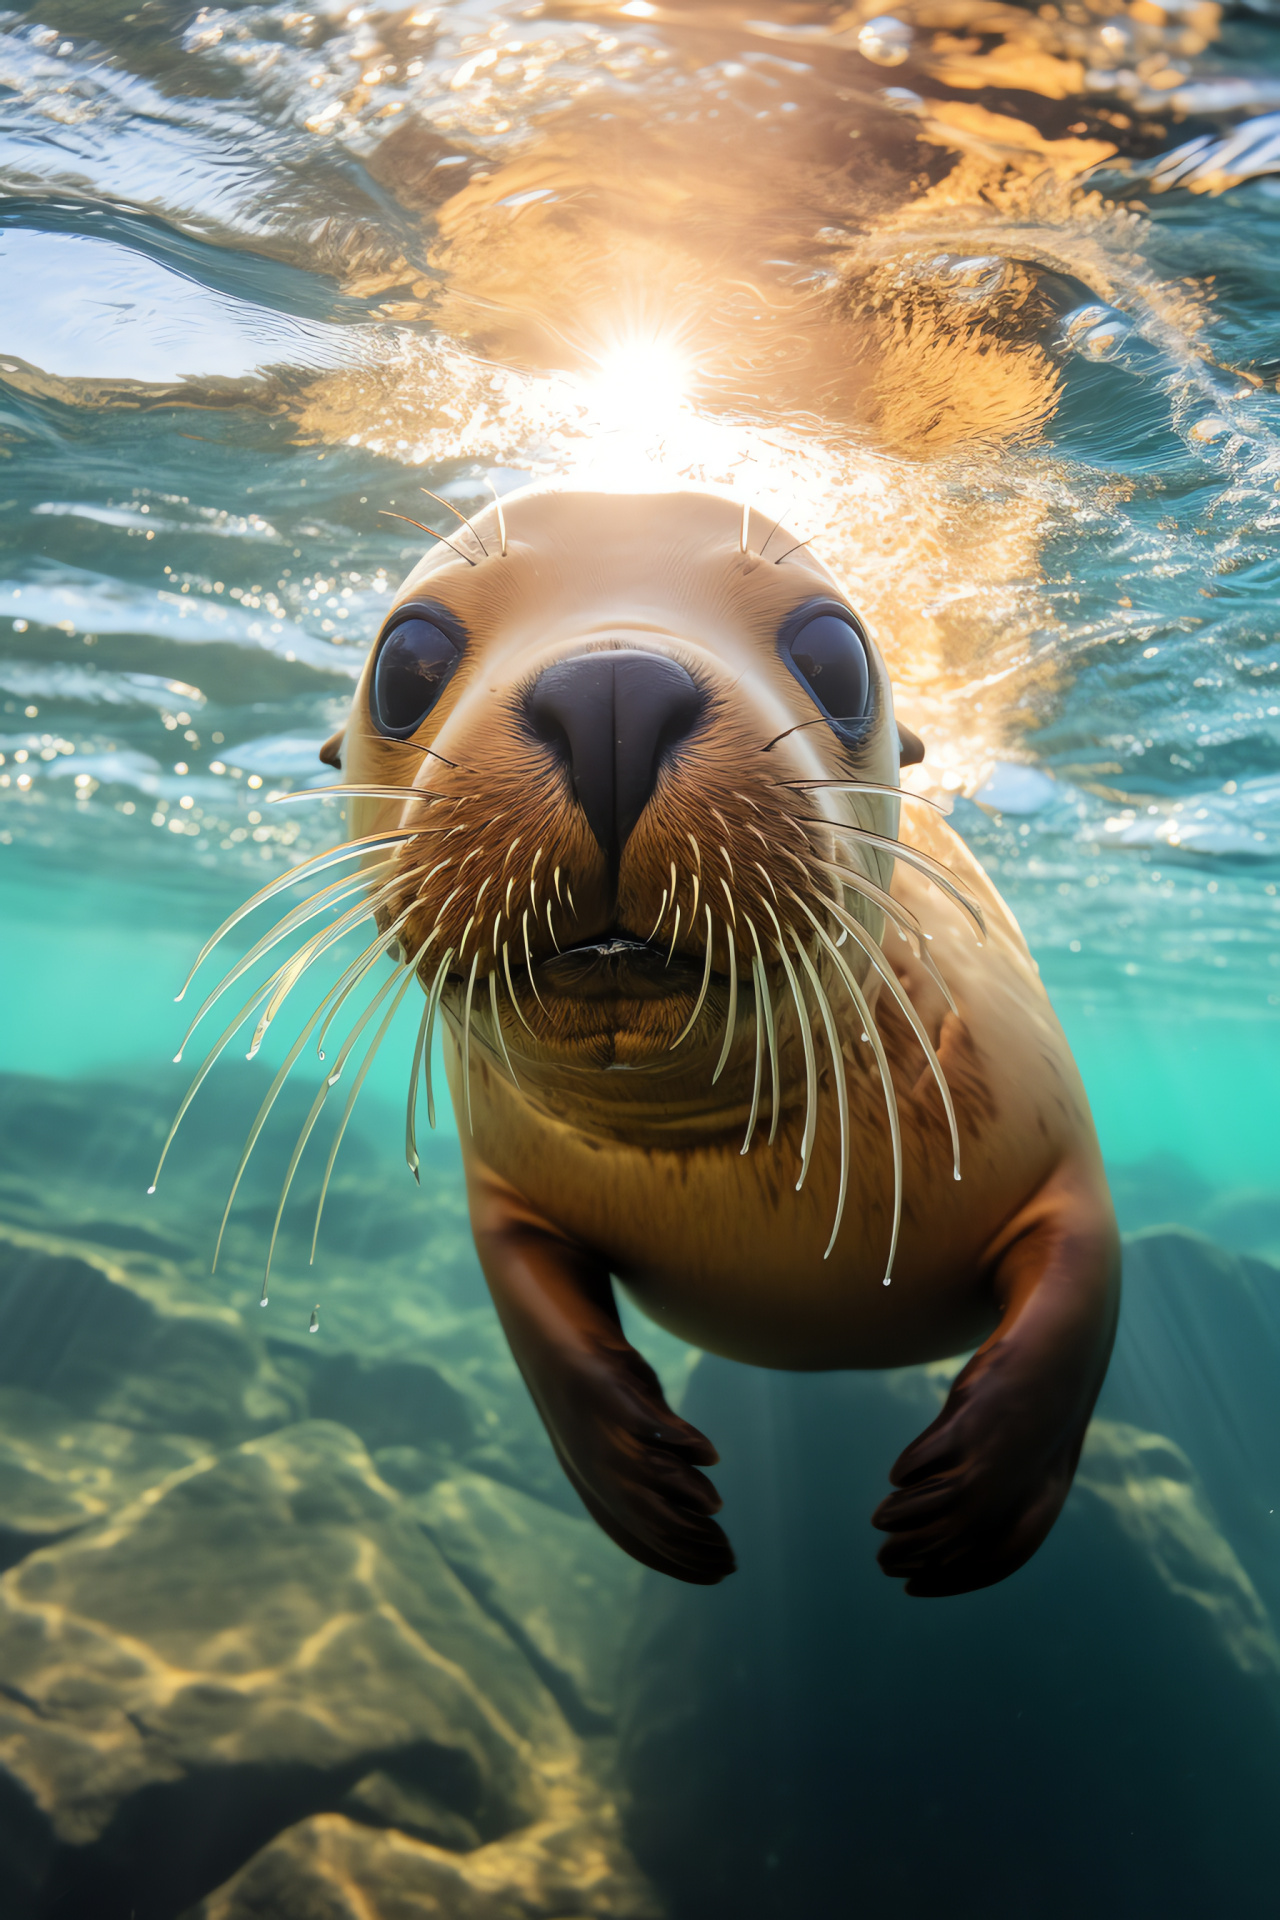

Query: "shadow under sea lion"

xmin=228 ymin=478 xmax=1122 ymax=1599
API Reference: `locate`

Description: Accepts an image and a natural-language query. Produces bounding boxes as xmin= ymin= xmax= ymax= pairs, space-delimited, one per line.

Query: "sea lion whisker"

xmin=793 ymin=935 xmax=851 ymax=1259
xmin=806 ymin=919 xmax=903 ymax=1285
xmin=363 ymin=739 xmax=460 ymax=769
xmin=253 ymin=855 xmax=437 ymax=1056
xmin=405 ymin=958 xmax=438 ymax=1182
xmin=175 ymin=833 xmax=420 ymax=999
xmin=794 ymin=821 xmax=986 ymax=939
xmin=686 ymin=832 xmax=702 ymax=873
xmin=264 ymin=931 xmax=437 ymax=1293
xmin=554 ymin=864 xmax=563 ymax=905
xmin=672 ymin=908 xmax=714 ymax=1050
xmin=529 ymin=846 xmax=543 ymax=914
xmin=741 ymin=949 xmax=767 ymax=1153
xmin=719 ymin=878 xmax=736 ymax=926
xmin=645 ymin=890 xmax=669 ymax=942
xmin=484 ymin=477 xmax=508 ymax=557
xmin=420 ymin=946 xmax=455 ymax=1130
xmin=778 ymin=781 xmax=947 ymax=812
xmin=315 ymin=918 xmax=415 ymax=1063
xmin=307 ymin=953 xmax=427 ymax=1267
xmin=150 ymin=961 xmax=299 ymax=1195
xmin=719 ymin=845 xmax=735 ymax=884
xmin=458 ymin=914 xmax=477 ymax=959
xmin=809 ymin=859 xmax=957 ymax=1013
xmin=503 ymin=940 xmax=537 ymax=1037
xmin=763 ymin=905 xmax=816 ymax=1189
xmin=805 ymin=854 xmax=927 ymax=940
xmin=212 ymin=949 xmax=410 ymax=1275
xmin=743 ymin=914 xmax=781 ymax=1144
xmin=419 ymin=486 xmax=489 ymax=558
xmin=669 ymin=859 xmax=678 ymax=906
xmin=752 ymin=859 xmax=779 ymax=903
xmin=546 ymin=899 xmax=560 ymax=952
xmin=757 ymin=502 xmax=791 ymax=561
xmin=279 ymin=923 xmax=410 ymax=1089
xmin=761 ymin=715 xmax=839 ymax=755
xmin=460 ymin=952 xmax=481 ymax=1133
xmin=712 ymin=921 xmax=738 ymax=1086
xmin=379 ymin=508 xmax=477 ymax=568
xmin=488 ymin=969 xmax=520 ymax=1090
xmin=268 ymin=786 xmax=447 ymax=807
xmin=176 ymin=862 xmax=396 ymax=1055
xmin=566 ymin=882 xmax=577 ymax=915
xmin=773 ymin=533 xmax=820 ymax=565
xmin=802 ymin=890 xmax=961 ymax=1182
xmin=315 ymin=898 xmax=427 ymax=1058
xmin=245 ymin=877 xmax=413 ymax=1062
xmin=522 ymin=910 xmax=549 ymax=1012
xmin=666 ymin=904 xmax=682 ymax=967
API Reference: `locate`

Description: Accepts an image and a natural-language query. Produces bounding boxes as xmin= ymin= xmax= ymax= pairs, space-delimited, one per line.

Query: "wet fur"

xmin=307 ymin=486 xmax=1120 ymax=1593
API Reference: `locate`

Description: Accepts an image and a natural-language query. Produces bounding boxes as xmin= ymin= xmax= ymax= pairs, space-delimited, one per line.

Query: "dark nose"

xmin=526 ymin=649 xmax=705 ymax=864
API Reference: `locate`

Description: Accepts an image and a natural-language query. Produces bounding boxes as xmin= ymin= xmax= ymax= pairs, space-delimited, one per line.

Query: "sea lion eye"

xmin=371 ymin=612 xmax=463 ymax=736
xmin=784 ymin=610 xmax=871 ymax=725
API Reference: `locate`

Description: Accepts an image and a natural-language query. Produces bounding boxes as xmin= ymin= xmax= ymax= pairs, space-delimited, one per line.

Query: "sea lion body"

xmin=446 ymin=807 xmax=1096 ymax=1372
xmin=339 ymin=485 xmax=1119 ymax=1594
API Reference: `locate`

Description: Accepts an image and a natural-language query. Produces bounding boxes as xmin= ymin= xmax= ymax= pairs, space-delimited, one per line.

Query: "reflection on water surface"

xmin=0 ymin=1 xmax=1279 ymax=1915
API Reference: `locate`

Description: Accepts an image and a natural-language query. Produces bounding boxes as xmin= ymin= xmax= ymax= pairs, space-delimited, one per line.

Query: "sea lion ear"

xmin=897 ymin=723 xmax=925 ymax=768
xmin=319 ymin=728 xmax=345 ymax=770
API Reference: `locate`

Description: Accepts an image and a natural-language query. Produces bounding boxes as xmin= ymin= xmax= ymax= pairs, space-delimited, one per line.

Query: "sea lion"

xmin=330 ymin=483 xmax=1120 ymax=1597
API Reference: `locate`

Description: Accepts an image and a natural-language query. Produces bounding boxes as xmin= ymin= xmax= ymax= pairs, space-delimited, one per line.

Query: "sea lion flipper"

xmin=872 ymin=1160 xmax=1120 ymax=1598
xmin=467 ymin=1161 xmax=736 ymax=1586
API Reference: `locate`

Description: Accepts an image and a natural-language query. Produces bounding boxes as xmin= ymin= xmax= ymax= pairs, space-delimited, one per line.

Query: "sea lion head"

xmin=339 ymin=486 xmax=917 ymax=1117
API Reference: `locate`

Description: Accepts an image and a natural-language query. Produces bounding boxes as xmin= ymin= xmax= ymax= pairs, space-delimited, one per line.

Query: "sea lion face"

xmin=344 ymin=487 xmax=904 ymax=1088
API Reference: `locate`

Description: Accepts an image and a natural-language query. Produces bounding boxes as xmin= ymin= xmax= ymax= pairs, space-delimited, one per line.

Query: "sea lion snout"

xmin=525 ymin=649 xmax=706 ymax=870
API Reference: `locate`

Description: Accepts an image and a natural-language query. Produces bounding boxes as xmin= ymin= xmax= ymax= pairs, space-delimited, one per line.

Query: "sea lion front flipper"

xmin=466 ymin=1160 xmax=736 ymax=1586
xmin=872 ymin=1160 xmax=1120 ymax=1598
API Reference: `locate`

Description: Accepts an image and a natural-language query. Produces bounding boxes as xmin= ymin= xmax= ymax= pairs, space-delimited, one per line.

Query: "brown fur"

xmin=338 ymin=486 xmax=1119 ymax=1595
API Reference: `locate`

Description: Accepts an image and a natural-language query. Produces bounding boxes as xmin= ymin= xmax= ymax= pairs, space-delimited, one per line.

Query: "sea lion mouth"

xmin=536 ymin=935 xmax=708 ymax=1001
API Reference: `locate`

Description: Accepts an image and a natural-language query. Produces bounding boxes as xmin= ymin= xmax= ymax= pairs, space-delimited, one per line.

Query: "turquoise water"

xmin=1 ymin=3 xmax=1280 ymax=1916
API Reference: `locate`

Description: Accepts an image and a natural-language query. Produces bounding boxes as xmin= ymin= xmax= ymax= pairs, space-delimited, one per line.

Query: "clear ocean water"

xmin=1 ymin=3 xmax=1279 ymax=1917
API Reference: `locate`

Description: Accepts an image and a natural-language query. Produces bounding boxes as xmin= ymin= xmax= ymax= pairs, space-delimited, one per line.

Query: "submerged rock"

xmin=0 ymin=1420 xmax=649 ymax=1919
xmin=184 ymin=1804 xmax=662 ymax=1920
xmin=0 ymin=1223 xmax=304 ymax=1442
xmin=416 ymin=1472 xmax=642 ymax=1732
xmin=619 ymin=1235 xmax=1280 ymax=1920
xmin=0 ymin=1385 xmax=210 ymax=1572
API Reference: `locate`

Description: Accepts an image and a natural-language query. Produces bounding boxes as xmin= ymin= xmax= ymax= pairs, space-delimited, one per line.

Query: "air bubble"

xmin=308 ymin=1305 xmax=320 ymax=1334
xmin=1061 ymin=304 xmax=1115 ymax=348
xmin=945 ymin=254 xmax=1009 ymax=300
xmin=858 ymin=15 xmax=913 ymax=65
xmin=1080 ymin=318 xmax=1131 ymax=361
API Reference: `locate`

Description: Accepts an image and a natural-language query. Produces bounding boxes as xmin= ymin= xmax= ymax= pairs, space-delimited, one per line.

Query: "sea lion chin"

xmin=324 ymin=481 xmax=1120 ymax=1596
